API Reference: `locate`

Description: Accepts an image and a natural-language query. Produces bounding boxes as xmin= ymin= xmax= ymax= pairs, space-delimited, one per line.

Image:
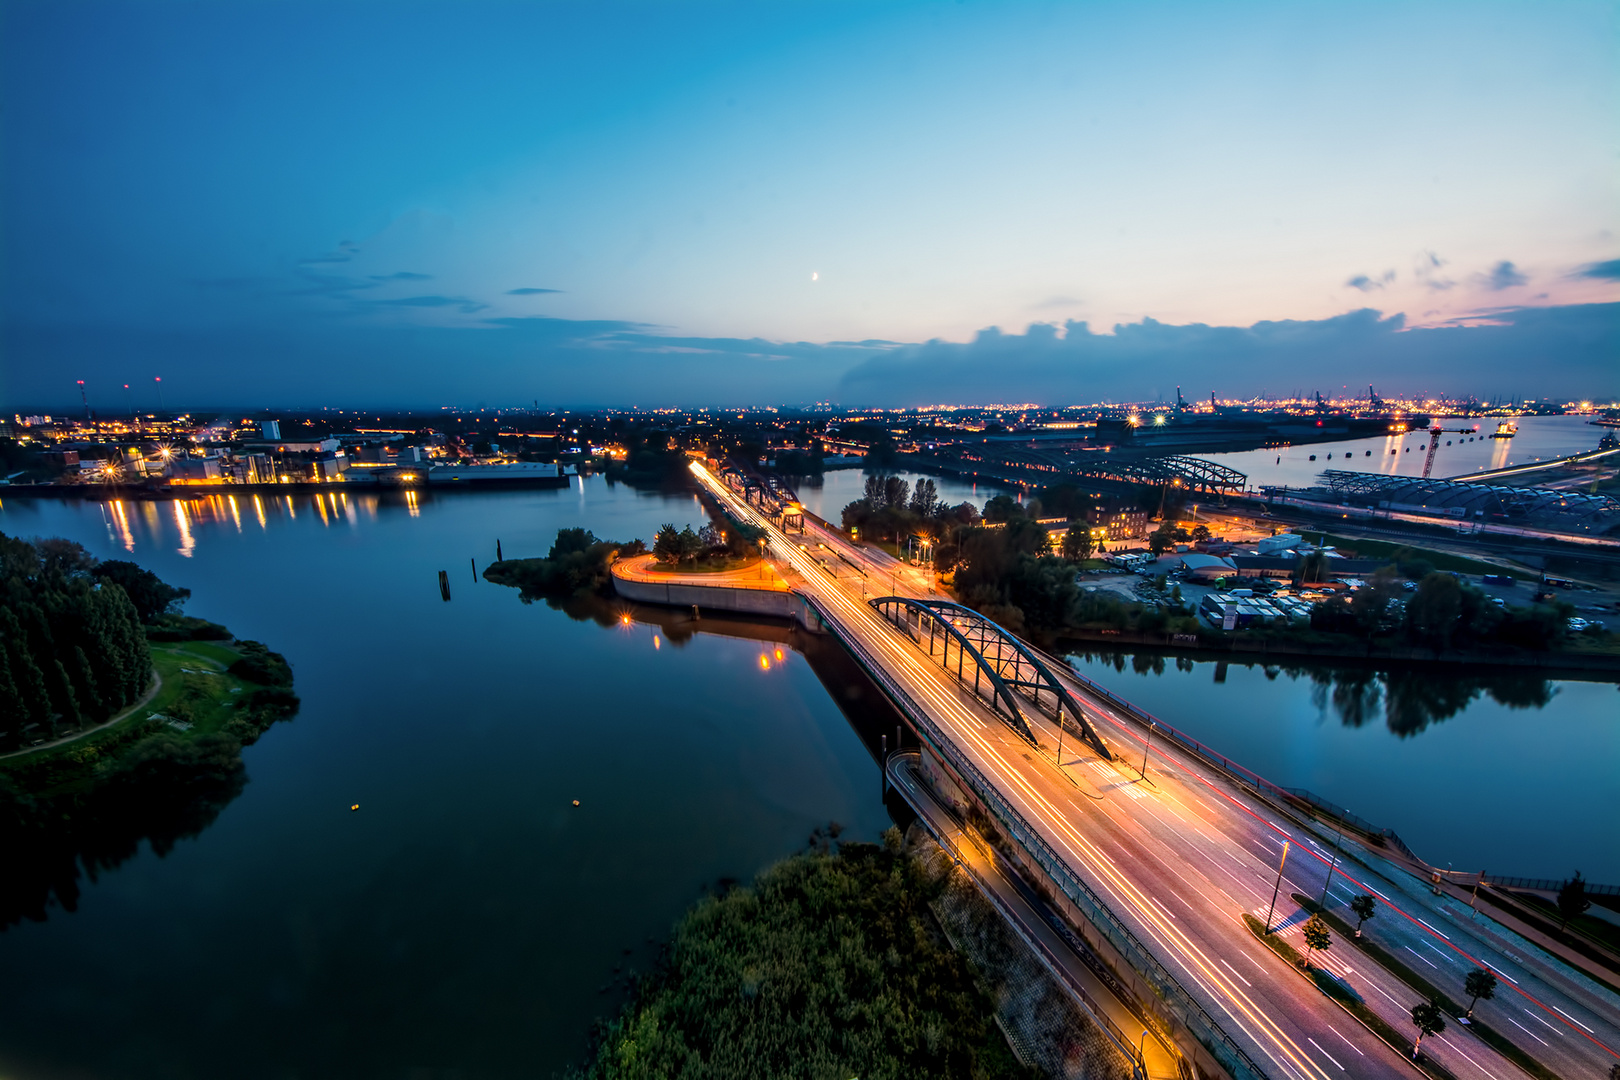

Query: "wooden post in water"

xmin=471 ymin=557 xmax=477 ymax=581
xmin=438 ymin=570 xmax=451 ymax=602
xmin=497 ymin=539 xmax=503 ymax=562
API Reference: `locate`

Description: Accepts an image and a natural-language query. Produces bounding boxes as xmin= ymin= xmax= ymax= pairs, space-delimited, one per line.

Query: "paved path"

xmin=0 ymin=667 xmax=162 ymax=761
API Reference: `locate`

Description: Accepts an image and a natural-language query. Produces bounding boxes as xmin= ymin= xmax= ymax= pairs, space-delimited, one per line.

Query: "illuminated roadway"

xmin=693 ymin=462 xmax=1620 ymax=1080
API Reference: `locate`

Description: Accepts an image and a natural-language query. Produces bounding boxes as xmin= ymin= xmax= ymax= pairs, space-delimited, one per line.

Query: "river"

xmin=0 ymin=477 xmax=1614 ymax=1078
xmin=1198 ymin=413 xmax=1610 ymax=490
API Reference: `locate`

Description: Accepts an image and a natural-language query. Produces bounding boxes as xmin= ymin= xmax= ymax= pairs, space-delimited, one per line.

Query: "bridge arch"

xmin=869 ymin=596 xmax=1111 ymax=760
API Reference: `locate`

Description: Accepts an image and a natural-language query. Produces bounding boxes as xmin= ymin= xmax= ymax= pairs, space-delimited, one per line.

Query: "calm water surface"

xmin=0 ymin=480 xmax=894 ymax=1079
xmin=1201 ymin=413 xmax=1610 ymax=490
xmin=0 ymin=477 xmax=1615 ymax=1078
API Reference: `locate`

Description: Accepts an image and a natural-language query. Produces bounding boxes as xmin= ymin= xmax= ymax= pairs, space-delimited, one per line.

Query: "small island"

xmin=0 ymin=532 xmax=299 ymax=926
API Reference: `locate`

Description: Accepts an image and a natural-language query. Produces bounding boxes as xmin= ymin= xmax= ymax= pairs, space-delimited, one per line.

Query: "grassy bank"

xmin=0 ymin=637 xmax=297 ymax=795
xmin=1308 ymin=533 xmax=1536 ymax=580
xmin=576 ymin=830 xmax=1033 ymax=1080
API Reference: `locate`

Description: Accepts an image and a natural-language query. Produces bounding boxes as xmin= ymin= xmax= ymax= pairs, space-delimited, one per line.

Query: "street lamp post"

xmin=1139 ymin=721 xmax=1154 ymax=779
xmin=1265 ymin=840 xmax=1291 ymax=934
xmin=1319 ymin=815 xmax=1345 ymax=909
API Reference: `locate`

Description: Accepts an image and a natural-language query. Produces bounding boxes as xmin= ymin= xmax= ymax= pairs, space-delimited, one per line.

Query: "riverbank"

xmin=574 ymin=829 xmax=1034 ymax=1079
xmin=1056 ymin=625 xmax=1620 ymax=672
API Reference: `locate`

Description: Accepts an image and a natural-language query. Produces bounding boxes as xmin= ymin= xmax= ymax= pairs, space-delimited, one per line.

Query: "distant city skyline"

xmin=3 ymin=0 xmax=1616 ymax=408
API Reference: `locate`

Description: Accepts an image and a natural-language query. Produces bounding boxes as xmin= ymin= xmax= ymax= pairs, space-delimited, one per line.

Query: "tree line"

xmin=0 ymin=534 xmax=166 ymax=749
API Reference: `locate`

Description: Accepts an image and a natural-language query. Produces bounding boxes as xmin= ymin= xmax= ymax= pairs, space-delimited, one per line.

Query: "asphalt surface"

xmin=694 ymin=463 xmax=1620 ymax=1080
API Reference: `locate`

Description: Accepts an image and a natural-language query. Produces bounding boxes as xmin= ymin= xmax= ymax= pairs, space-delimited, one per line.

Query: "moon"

xmin=810 ymin=271 xmax=819 ymax=282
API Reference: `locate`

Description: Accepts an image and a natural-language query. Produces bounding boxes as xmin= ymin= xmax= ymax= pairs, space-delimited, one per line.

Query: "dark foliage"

xmin=484 ymin=529 xmax=647 ymax=600
xmin=91 ymin=560 xmax=191 ymax=623
xmin=578 ymin=834 xmax=1028 ymax=1079
xmin=0 ymin=533 xmax=154 ymax=749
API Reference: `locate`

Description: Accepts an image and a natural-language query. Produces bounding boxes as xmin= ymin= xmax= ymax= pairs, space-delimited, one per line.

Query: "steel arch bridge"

xmin=868 ymin=596 xmax=1112 ymax=760
xmin=980 ymin=445 xmax=1247 ymax=494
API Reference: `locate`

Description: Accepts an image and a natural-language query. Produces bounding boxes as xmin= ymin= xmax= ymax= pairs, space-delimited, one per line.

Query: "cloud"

xmin=370 ymin=271 xmax=432 ymax=281
xmin=1346 ymin=270 xmax=1396 ymax=292
xmin=296 ymin=240 xmax=362 ymax=266
xmin=367 ymin=294 xmax=489 ymax=314
xmin=1483 ymin=260 xmax=1528 ymax=290
xmin=4 ymin=303 xmax=1614 ymax=410
xmin=1415 ymin=251 xmax=1455 ymax=291
xmin=1572 ymin=258 xmax=1620 ymax=281
xmin=507 ymin=287 xmax=562 ymax=295
xmin=833 ymin=303 xmax=1619 ymax=406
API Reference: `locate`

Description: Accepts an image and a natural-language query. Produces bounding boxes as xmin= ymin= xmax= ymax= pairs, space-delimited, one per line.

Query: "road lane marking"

xmin=1219 ymin=959 xmax=1252 ymax=986
xmin=1552 ymin=1006 xmax=1593 ymax=1032
xmin=1306 ymin=1038 xmax=1345 ymax=1071
xmin=1436 ymin=1033 xmax=1501 ymax=1080
xmin=1406 ymin=946 xmax=1438 ymax=968
xmin=1504 ymin=1016 xmax=1549 ymax=1046
xmin=1367 ymin=981 xmax=1405 ymax=1008
xmin=1524 ymin=1010 xmax=1562 ymax=1035
xmin=1417 ymin=918 xmax=1451 ymax=940
xmin=1324 ymin=1025 xmax=1363 ymax=1056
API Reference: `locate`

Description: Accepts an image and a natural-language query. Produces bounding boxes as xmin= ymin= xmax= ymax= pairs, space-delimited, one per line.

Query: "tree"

xmin=1463 ymin=968 xmax=1497 ymax=1019
xmin=1350 ymin=894 xmax=1377 ymax=937
xmin=1301 ymin=914 xmax=1332 ymax=969
xmin=1060 ymin=525 xmax=1094 ymax=563
xmin=1190 ymin=524 xmax=1212 ymax=543
xmin=92 ymin=560 xmax=191 ymax=623
xmin=982 ymin=494 xmax=1023 ymax=523
xmin=1408 ymin=572 xmax=1464 ymax=648
xmin=652 ymin=524 xmax=684 ymax=565
xmin=1148 ymin=523 xmax=1176 ymax=556
xmin=1557 ymin=871 xmax=1591 ymax=930
xmin=1296 ymin=550 xmax=1329 ymax=585
xmin=1410 ymin=999 xmax=1446 ymax=1059
xmin=909 ymin=477 xmax=939 ymax=518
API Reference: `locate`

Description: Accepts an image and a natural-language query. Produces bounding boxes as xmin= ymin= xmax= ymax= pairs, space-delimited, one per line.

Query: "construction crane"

xmin=1421 ymin=424 xmax=1480 ymax=478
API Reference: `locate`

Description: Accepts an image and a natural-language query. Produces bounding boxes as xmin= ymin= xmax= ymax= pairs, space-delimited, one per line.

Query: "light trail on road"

xmin=691 ymin=462 xmax=1615 ymax=1080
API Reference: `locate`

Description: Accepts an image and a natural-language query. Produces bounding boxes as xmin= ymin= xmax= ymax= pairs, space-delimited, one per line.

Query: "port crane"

xmin=1421 ymin=423 xmax=1480 ymax=478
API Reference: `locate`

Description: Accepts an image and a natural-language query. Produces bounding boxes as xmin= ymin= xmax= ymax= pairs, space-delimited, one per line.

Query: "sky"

xmin=1 ymin=0 xmax=1616 ymax=410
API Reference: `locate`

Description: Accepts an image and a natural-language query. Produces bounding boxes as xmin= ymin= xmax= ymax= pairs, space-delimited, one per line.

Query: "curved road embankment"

xmin=609 ymin=553 xmax=798 ymax=619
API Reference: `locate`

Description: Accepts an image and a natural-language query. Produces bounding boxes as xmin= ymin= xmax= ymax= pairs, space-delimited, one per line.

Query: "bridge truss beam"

xmin=869 ymin=596 xmax=1111 ymax=760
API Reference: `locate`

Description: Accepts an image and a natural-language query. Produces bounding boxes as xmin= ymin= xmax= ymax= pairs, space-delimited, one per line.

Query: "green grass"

xmin=1513 ymin=893 xmax=1620 ymax=955
xmin=0 ymin=640 xmax=264 ymax=795
xmin=1290 ymin=896 xmax=1562 ymax=1080
xmin=1310 ymin=533 xmax=1535 ymax=580
xmin=649 ymin=554 xmax=764 ymax=575
xmin=1242 ymin=914 xmax=1457 ymax=1080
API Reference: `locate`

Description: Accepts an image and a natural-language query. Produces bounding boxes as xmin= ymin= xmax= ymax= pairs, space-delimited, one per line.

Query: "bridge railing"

xmin=800 ymin=594 xmax=1270 ymax=1080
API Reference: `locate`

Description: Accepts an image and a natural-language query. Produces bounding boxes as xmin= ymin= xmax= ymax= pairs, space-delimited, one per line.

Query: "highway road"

xmin=695 ymin=462 xmax=1620 ymax=1080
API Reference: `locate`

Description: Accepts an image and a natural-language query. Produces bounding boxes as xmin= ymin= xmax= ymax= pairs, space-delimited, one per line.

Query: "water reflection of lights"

xmin=653 ymin=635 xmax=661 ymax=650
xmin=315 ymin=496 xmax=330 ymax=526
xmin=284 ymin=495 xmax=296 ymax=520
xmin=109 ymin=500 xmax=135 ymax=551
xmin=253 ymin=494 xmax=267 ymax=529
xmin=405 ymin=489 xmax=420 ymax=517
xmin=228 ymin=495 xmax=242 ymax=531
xmin=173 ymin=501 xmax=195 ymax=558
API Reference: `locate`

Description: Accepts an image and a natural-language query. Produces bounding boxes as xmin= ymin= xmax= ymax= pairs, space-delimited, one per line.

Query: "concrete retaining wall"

xmin=611 ymin=574 xmax=796 ymax=619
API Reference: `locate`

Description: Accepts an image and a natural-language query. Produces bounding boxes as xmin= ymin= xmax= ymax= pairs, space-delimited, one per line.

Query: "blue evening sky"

xmin=2 ymin=0 xmax=1616 ymax=408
